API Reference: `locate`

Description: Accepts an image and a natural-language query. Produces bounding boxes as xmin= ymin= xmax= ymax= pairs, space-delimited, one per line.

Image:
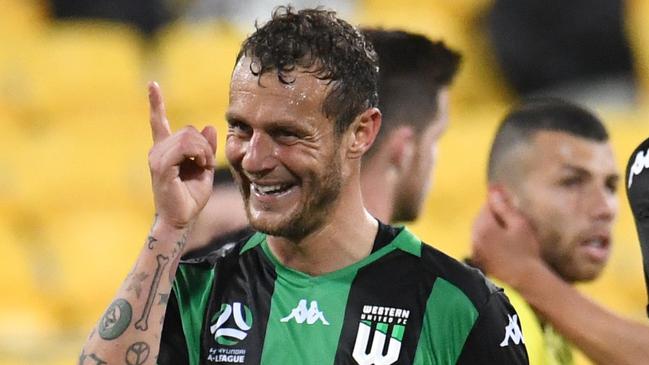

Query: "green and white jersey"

xmin=159 ymin=223 xmax=529 ymax=364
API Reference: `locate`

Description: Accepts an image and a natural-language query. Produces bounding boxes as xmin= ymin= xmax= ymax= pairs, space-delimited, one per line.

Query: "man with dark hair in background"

xmin=80 ymin=7 xmax=528 ymax=364
xmin=360 ymin=29 xmax=460 ymax=224
xmin=472 ymin=98 xmax=649 ymax=364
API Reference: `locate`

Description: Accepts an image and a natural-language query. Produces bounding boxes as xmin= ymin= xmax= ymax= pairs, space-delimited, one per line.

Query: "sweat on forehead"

xmin=230 ymin=57 xmax=332 ymax=110
xmin=232 ymin=57 xmax=332 ymax=89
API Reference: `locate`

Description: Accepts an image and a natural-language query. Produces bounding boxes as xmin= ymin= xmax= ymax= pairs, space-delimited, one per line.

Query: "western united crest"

xmin=352 ymin=305 xmax=410 ymax=365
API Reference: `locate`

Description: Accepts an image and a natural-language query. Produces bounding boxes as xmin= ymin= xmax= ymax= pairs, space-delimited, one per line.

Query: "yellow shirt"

xmin=496 ymin=281 xmax=574 ymax=365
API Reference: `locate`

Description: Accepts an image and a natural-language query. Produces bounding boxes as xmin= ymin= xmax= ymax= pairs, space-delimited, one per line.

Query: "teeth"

xmin=252 ymin=183 xmax=289 ymax=195
xmin=586 ymin=239 xmax=604 ymax=248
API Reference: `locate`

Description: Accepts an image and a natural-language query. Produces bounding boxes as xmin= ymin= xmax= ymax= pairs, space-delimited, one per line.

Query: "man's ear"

xmin=488 ymin=184 xmax=521 ymax=212
xmin=346 ymin=107 xmax=382 ymax=159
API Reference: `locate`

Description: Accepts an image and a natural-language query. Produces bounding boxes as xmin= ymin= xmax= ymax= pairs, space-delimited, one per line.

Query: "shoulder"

xmin=418 ymin=241 xmax=502 ymax=309
xmin=179 ymin=229 xmax=256 ymax=268
xmin=401 ymin=236 xmax=529 ymax=363
xmin=495 ymin=282 xmax=546 ymax=365
xmin=172 ymin=231 xmax=261 ymax=302
xmin=384 ymin=228 xmax=502 ymax=310
xmin=494 ymin=281 xmax=542 ymax=335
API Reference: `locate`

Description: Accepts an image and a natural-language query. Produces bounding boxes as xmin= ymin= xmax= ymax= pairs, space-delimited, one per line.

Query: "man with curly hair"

xmin=80 ymin=7 xmax=528 ymax=364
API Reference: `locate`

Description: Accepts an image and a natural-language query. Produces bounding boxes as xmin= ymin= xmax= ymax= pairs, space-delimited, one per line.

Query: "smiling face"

xmin=225 ymin=58 xmax=346 ymax=239
xmin=510 ymin=131 xmax=619 ymax=282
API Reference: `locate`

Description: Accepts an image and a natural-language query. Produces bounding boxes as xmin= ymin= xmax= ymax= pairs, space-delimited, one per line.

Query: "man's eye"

xmin=228 ymin=121 xmax=251 ymax=135
xmin=606 ymin=180 xmax=618 ymax=194
xmin=273 ymin=130 xmax=299 ymax=142
xmin=560 ymin=176 xmax=583 ymax=187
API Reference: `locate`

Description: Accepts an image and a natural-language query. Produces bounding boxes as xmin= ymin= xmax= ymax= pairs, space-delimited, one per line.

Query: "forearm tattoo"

xmin=168 ymin=233 xmax=188 ymax=284
xmin=125 ymin=341 xmax=151 ymax=365
xmin=146 ymin=214 xmax=159 ymax=250
xmin=158 ymin=293 xmax=170 ymax=305
xmin=98 ymin=299 xmax=133 ymax=340
xmin=135 ymin=254 xmax=169 ymax=331
xmin=126 ymin=272 xmax=150 ymax=299
xmin=79 ymin=349 xmax=108 ymax=365
xmin=146 ymin=235 xmax=159 ymax=250
xmin=171 ymin=232 xmax=188 ymax=258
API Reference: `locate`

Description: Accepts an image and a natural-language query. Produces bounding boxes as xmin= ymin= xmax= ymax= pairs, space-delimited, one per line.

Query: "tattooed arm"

xmin=80 ymin=225 xmax=186 ymax=365
xmin=80 ymin=82 xmax=217 ymax=364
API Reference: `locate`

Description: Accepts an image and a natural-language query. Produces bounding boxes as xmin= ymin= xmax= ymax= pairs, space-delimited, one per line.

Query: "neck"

xmin=360 ymin=158 xmax=399 ymax=223
xmin=266 ymin=176 xmax=378 ymax=276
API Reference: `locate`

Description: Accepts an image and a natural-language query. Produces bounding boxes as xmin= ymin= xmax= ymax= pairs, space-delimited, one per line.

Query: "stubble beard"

xmin=540 ymin=230 xmax=604 ymax=284
xmin=242 ymin=155 xmax=343 ymax=241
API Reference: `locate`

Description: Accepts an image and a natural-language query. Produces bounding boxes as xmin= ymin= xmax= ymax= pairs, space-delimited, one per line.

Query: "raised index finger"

xmin=148 ymin=81 xmax=171 ymax=143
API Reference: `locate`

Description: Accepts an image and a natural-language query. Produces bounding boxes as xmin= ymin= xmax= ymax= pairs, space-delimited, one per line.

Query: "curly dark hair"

xmin=236 ymin=6 xmax=379 ymax=135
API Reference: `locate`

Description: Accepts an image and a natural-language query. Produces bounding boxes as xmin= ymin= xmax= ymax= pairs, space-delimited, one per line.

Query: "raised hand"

xmin=147 ymin=82 xmax=217 ymax=231
xmin=471 ymin=187 xmax=542 ymax=285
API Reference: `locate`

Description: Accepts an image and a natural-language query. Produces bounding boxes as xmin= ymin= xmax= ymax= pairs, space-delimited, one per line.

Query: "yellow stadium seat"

xmin=356 ymin=0 xmax=512 ymax=106
xmin=156 ymin=21 xmax=243 ymax=122
xmin=626 ymin=0 xmax=649 ymax=106
xmin=25 ymin=20 xmax=146 ymax=117
xmin=44 ymin=207 xmax=151 ymax=328
xmin=0 ymin=114 xmax=24 ymax=213
xmin=154 ymin=21 xmax=245 ymax=165
xmin=0 ymin=0 xmax=47 ymax=41
xmin=0 ymin=215 xmax=57 ymax=353
xmin=6 ymin=112 xmax=154 ymax=216
xmin=0 ymin=21 xmax=42 ymax=118
xmin=0 ymin=217 xmax=45 ymax=309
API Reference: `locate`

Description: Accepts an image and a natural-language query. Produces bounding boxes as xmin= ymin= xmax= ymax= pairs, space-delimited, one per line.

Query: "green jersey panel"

xmin=159 ymin=223 xmax=529 ymax=364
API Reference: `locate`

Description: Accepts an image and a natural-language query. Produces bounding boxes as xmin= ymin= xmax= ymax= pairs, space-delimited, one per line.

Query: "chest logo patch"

xmin=210 ymin=302 xmax=253 ymax=346
xmin=281 ymin=299 xmax=330 ymax=325
xmin=352 ymin=305 xmax=410 ymax=365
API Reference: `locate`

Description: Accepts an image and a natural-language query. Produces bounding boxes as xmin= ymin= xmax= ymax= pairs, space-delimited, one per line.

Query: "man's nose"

xmin=241 ymin=132 xmax=275 ymax=174
xmin=589 ymin=185 xmax=618 ymax=222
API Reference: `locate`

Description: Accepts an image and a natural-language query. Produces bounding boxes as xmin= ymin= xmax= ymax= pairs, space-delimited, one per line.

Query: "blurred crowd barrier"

xmin=1 ymin=0 xmax=648 ymax=364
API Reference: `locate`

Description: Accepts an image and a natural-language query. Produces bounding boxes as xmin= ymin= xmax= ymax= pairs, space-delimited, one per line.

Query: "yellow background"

xmin=1 ymin=0 xmax=648 ymax=363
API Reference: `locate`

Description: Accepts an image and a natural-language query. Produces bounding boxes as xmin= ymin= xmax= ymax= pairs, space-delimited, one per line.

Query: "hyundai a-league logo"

xmin=210 ymin=302 xmax=253 ymax=346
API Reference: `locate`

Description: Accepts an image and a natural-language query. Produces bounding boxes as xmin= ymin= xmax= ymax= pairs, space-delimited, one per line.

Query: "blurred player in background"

xmin=359 ymin=28 xmax=459 ymax=224
xmin=472 ymin=98 xmax=649 ymax=364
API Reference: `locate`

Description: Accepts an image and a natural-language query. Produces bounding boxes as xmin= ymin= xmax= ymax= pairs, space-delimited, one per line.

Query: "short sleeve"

xmin=456 ymin=290 xmax=529 ymax=364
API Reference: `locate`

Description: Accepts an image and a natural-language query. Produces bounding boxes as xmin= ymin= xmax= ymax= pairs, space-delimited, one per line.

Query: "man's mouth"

xmin=580 ymin=235 xmax=611 ymax=263
xmin=251 ymin=182 xmax=296 ymax=196
xmin=582 ymin=238 xmax=607 ymax=248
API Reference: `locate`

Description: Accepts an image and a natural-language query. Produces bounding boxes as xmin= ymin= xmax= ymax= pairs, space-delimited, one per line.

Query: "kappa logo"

xmin=628 ymin=147 xmax=649 ymax=188
xmin=500 ymin=314 xmax=525 ymax=347
xmin=281 ymin=299 xmax=330 ymax=325
xmin=352 ymin=305 xmax=410 ymax=365
xmin=210 ymin=302 xmax=253 ymax=346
